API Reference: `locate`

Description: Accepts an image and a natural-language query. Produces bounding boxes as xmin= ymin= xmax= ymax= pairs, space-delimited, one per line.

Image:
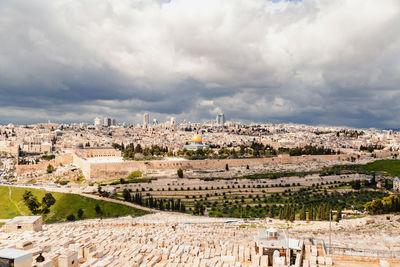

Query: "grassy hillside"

xmin=360 ymin=159 xmax=400 ymax=176
xmin=0 ymin=186 xmax=150 ymax=223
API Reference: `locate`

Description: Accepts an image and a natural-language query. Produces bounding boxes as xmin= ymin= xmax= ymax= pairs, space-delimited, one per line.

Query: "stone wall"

xmin=74 ymin=148 xmax=121 ymax=158
xmin=72 ymin=153 xmax=91 ymax=179
xmin=0 ymin=145 xmax=19 ymax=156
xmin=86 ymin=154 xmax=358 ymax=181
xmin=16 ymin=153 xmax=73 ymax=176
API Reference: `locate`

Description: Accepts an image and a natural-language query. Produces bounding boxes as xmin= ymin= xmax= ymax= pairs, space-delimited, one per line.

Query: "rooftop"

xmin=0 ymin=248 xmax=32 ymax=261
xmin=5 ymin=216 xmax=41 ymax=225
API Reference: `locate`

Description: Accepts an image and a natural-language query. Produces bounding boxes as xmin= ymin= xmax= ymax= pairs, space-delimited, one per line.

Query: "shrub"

xmin=127 ymin=171 xmax=142 ymax=179
xmin=67 ymin=214 xmax=76 ymax=221
xmin=177 ymin=168 xmax=184 ymax=178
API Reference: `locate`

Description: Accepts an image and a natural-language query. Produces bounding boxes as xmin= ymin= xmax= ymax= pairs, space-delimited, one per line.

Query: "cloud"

xmin=0 ymin=0 xmax=400 ymax=128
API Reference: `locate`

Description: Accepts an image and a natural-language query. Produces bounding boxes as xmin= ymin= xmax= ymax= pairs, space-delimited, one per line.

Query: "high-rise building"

xmin=111 ymin=118 xmax=116 ymax=126
xmin=216 ymin=113 xmax=225 ymax=126
xmin=94 ymin=117 xmax=102 ymax=127
xmin=170 ymin=117 xmax=176 ymax=125
xmin=103 ymin=117 xmax=112 ymax=127
xmin=143 ymin=113 xmax=149 ymax=126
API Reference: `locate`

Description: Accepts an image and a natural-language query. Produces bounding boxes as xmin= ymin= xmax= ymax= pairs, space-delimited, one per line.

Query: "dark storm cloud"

xmin=1 ymin=0 xmax=400 ymax=128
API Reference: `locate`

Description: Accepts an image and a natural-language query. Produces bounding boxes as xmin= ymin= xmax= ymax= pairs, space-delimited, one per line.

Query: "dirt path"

xmin=8 ymin=186 xmax=25 ymax=216
xmin=80 ymin=193 xmax=157 ymax=213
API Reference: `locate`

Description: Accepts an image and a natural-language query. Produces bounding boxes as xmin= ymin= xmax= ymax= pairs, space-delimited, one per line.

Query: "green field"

xmin=360 ymin=159 xmax=400 ymax=176
xmin=0 ymin=186 xmax=150 ymax=223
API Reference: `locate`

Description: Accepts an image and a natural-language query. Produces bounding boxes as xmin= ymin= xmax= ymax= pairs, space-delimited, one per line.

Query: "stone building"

xmin=183 ymin=135 xmax=209 ymax=151
xmin=3 ymin=216 xmax=42 ymax=233
xmin=0 ymin=249 xmax=32 ymax=267
xmin=255 ymin=228 xmax=302 ymax=266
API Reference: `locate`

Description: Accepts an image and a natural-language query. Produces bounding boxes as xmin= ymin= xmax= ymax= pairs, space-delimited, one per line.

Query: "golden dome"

xmin=190 ymin=134 xmax=202 ymax=143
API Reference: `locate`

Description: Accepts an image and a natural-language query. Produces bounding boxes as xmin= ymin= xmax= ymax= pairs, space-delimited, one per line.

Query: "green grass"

xmin=0 ymin=186 xmax=150 ymax=223
xmin=359 ymin=159 xmax=400 ymax=176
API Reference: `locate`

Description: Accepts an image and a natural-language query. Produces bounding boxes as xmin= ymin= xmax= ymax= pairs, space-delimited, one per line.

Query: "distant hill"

xmin=0 ymin=185 xmax=149 ymax=223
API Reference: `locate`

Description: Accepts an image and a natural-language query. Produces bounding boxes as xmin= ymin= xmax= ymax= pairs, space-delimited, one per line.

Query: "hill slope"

xmin=360 ymin=159 xmax=400 ymax=176
xmin=0 ymin=186 xmax=150 ymax=223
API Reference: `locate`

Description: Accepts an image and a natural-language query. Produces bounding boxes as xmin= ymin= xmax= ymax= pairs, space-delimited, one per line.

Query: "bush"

xmin=67 ymin=214 xmax=76 ymax=221
xmin=41 ymin=154 xmax=55 ymax=161
xmin=47 ymin=164 xmax=56 ymax=174
xmin=56 ymin=180 xmax=69 ymax=185
xmin=177 ymin=168 xmax=183 ymax=178
xmin=127 ymin=171 xmax=142 ymax=179
xmin=77 ymin=208 xmax=84 ymax=219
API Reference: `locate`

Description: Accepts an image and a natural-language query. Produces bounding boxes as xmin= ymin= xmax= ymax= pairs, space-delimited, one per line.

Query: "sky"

xmin=1 ymin=0 xmax=400 ymax=128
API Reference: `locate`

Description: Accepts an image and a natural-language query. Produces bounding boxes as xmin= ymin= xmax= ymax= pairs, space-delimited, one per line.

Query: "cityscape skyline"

xmin=1 ymin=0 xmax=400 ymax=128
xmin=2 ymin=1 xmax=400 ymax=265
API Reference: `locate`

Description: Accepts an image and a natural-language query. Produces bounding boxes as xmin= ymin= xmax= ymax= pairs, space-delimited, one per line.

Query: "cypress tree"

xmin=269 ymin=205 xmax=275 ymax=218
xmin=290 ymin=206 xmax=295 ymax=222
xmin=336 ymin=207 xmax=342 ymax=222
xmin=279 ymin=207 xmax=283 ymax=220
xmin=309 ymin=206 xmax=314 ymax=221
xmin=300 ymin=205 xmax=306 ymax=220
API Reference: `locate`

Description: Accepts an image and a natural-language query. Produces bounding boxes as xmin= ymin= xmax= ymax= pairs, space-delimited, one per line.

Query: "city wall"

xmin=75 ymin=148 xmax=121 ymax=158
xmin=0 ymin=145 xmax=19 ymax=157
xmin=72 ymin=153 xmax=91 ymax=179
xmin=16 ymin=153 xmax=73 ymax=176
xmin=15 ymin=149 xmax=395 ymax=181
xmin=87 ymin=154 xmax=358 ymax=181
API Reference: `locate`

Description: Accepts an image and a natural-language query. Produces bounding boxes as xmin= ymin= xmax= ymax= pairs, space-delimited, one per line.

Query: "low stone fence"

xmin=327 ymin=246 xmax=400 ymax=259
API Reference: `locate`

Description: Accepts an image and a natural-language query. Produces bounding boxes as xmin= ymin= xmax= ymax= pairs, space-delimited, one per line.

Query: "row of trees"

xmin=115 ymin=141 xmax=344 ymax=161
xmin=121 ymin=143 xmax=170 ymax=159
xmin=278 ymin=145 xmax=339 ymax=156
xmin=123 ymin=190 xmax=186 ymax=212
xmin=336 ymin=130 xmax=364 ymax=138
xmin=269 ymin=204 xmax=342 ymax=222
xmin=360 ymin=144 xmax=385 ymax=153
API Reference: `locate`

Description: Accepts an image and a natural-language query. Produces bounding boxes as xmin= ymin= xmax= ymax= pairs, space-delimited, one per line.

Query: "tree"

xmin=300 ymin=205 xmax=306 ymax=220
xmin=25 ymin=195 xmax=41 ymax=214
xmin=112 ymin=143 xmax=122 ymax=150
xmin=67 ymin=214 xmax=76 ymax=221
xmin=77 ymin=208 xmax=84 ymax=219
xmin=41 ymin=193 xmax=56 ymax=214
xmin=95 ymin=204 xmax=103 ymax=216
xmin=123 ymin=189 xmax=131 ymax=202
xmin=225 ymin=164 xmax=229 ymax=171
xmin=177 ymin=168 xmax=183 ymax=178
xmin=335 ymin=207 xmax=342 ymax=222
xmin=364 ymin=199 xmax=384 ymax=214
xmin=309 ymin=206 xmax=314 ymax=221
xmin=47 ymin=164 xmax=55 ymax=174
xmin=23 ymin=190 xmax=34 ymax=201
xmin=42 ymin=193 xmax=56 ymax=208
xmin=268 ymin=205 xmax=275 ymax=218
xmin=370 ymin=173 xmax=377 ymax=187
xmin=350 ymin=180 xmax=361 ymax=190
xmin=22 ymin=190 xmax=56 ymax=215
